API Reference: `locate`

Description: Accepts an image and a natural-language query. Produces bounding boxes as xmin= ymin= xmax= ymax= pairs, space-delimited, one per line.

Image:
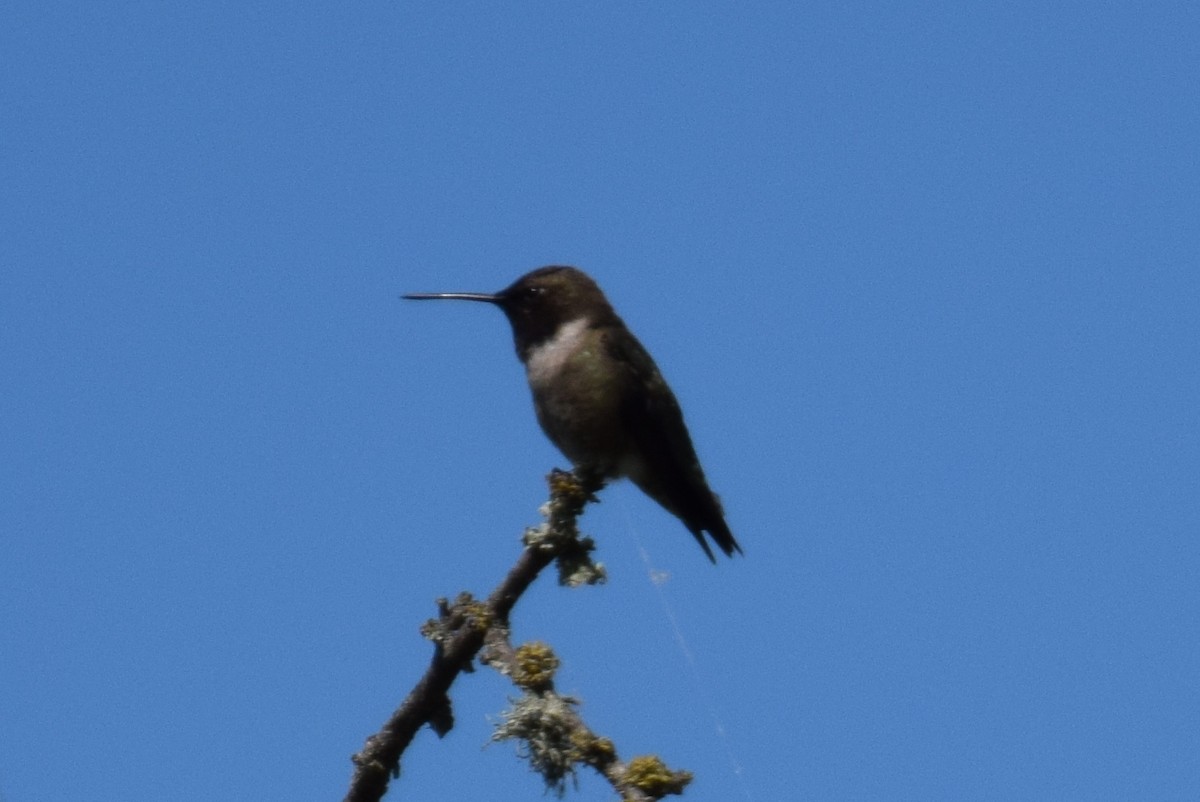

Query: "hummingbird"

xmin=404 ymin=266 xmax=741 ymax=562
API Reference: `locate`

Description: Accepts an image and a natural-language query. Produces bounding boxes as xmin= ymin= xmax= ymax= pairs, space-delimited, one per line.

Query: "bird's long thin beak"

xmin=402 ymin=292 xmax=502 ymax=303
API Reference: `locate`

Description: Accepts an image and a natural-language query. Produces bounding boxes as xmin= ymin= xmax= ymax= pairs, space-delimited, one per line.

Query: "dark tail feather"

xmin=631 ymin=474 xmax=741 ymax=561
xmin=687 ymin=517 xmax=741 ymax=563
xmin=689 ymin=527 xmax=718 ymax=563
xmin=705 ymin=517 xmax=743 ymax=560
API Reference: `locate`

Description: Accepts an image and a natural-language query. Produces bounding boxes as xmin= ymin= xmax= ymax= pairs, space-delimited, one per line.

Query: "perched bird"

xmin=404 ymin=266 xmax=741 ymax=562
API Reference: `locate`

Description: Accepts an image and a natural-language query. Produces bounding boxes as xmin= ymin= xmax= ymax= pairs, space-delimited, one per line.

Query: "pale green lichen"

xmin=420 ymin=592 xmax=491 ymax=644
xmin=570 ymin=730 xmax=616 ymax=768
xmin=521 ymin=470 xmax=608 ymax=587
xmin=492 ymin=693 xmax=582 ymax=796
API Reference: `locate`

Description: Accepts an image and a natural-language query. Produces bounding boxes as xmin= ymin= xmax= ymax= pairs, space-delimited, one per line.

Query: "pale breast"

xmin=524 ymin=317 xmax=591 ymax=389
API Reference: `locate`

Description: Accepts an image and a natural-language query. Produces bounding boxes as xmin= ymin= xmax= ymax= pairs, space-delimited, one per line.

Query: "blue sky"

xmin=3 ymin=3 xmax=1198 ymax=800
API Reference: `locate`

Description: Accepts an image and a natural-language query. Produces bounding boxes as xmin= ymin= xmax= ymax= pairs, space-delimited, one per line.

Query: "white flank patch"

xmin=525 ymin=317 xmax=590 ymax=387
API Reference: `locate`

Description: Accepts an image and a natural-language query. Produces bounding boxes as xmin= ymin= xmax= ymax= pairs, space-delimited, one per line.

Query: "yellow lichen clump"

xmin=513 ymin=641 xmax=560 ymax=690
xmin=624 ymin=755 xmax=693 ymax=798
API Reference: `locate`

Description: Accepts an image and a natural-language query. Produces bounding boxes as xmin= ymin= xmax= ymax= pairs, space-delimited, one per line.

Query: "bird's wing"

xmin=601 ymin=325 xmax=739 ymax=560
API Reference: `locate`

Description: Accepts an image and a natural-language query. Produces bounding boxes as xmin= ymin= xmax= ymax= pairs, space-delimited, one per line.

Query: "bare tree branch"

xmin=348 ymin=470 xmax=700 ymax=802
